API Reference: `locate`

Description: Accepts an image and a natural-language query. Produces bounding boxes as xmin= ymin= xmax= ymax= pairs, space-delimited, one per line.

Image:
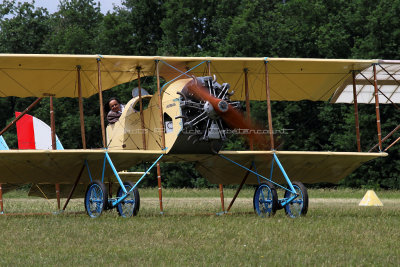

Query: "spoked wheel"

xmin=116 ymin=181 xmax=140 ymax=218
xmin=253 ymin=182 xmax=278 ymax=217
xmin=283 ymin=181 xmax=308 ymax=218
xmin=85 ymin=180 xmax=108 ymax=218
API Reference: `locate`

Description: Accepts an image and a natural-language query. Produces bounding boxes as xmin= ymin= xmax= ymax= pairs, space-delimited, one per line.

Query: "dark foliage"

xmin=0 ymin=0 xmax=399 ymax=188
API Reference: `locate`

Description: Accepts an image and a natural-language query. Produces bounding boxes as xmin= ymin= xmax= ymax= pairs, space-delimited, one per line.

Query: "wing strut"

xmin=264 ymin=60 xmax=275 ymax=149
xmin=157 ymin=162 xmax=163 ymax=214
xmin=0 ymin=97 xmax=43 ymax=136
xmin=97 ymin=58 xmax=106 ymax=148
xmin=0 ymin=184 xmax=3 ymax=214
xmin=62 ymin=164 xmax=86 ymax=211
xmin=218 ymin=152 xmax=300 ymax=211
xmin=111 ymin=153 xmax=164 ymax=207
xmin=218 ymin=153 xmax=295 ymax=192
xmin=226 ymin=163 xmax=253 ymax=212
xmin=81 ymin=151 xmax=165 ymax=216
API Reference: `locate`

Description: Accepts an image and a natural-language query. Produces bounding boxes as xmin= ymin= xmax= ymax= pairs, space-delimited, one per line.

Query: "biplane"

xmin=0 ymin=55 xmax=397 ymax=218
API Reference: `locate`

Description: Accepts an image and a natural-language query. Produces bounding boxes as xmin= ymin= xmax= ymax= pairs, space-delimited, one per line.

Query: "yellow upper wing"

xmin=0 ymin=54 xmax=377 ymax=101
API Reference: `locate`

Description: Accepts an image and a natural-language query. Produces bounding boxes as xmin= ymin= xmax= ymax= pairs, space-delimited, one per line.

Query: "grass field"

xmin=0 ymin=188 xmax=399 ymax=266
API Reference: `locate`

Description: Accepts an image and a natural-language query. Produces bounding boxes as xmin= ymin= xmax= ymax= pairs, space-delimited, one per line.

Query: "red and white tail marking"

xmin=15 ymin=112 xmax=63 ymax=150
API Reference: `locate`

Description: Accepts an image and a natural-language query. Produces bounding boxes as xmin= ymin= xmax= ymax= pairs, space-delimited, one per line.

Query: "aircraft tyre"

xmin=84 ymin=180 xmax=108 ymax=218
xmin=116 ymin=181 xmax=140 ymax=218
xmin=283 ymin=181 xmax=308 ymax=218
xmin=253 ymin=182 xmax=278 ymax=217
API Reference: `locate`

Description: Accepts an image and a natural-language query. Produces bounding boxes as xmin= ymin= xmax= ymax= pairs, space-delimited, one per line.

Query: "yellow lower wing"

xmin=0 ymin=149 xmax=163 ymax=184
xmin=0 ymin=149 xmax=386 ymax=186
xmin=193 ymin=151 xmax=387 ymax=185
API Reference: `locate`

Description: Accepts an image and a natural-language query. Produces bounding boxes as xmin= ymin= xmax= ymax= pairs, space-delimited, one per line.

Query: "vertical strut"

xmin=77 ymin=65 xmax=86 ymax=149
xmin=50 ymin=96 xmax=56 ymax=149
xmin=50 ymin=96 xmax=61 ymax=210
xmin=55 ymin=184 xmax=61 ymax=210
xmin=219 ymin=184 xmax=225 ymax=212
xmin=157 ymin=162 xmax=163 ymax=214
xmin=207 ymin=60 xmax=212 ymax=76
xmin=97 ymin=58 xmax=106 ymax=148
xmin=209 ymin=63 xmax=228 ymax=205
xmin=373 ymin=64 xmax=382 ymax=151
xmin=156 ymin=60 xmax=166 ymax=149
xmin=264 ymin=60 xmax=275 ymax=150
xmin=244 ymin=68 xmax=253 ymax=150
xmin=0 ymin=184 xmax=3 ymax=214
xmin=352 ymin=71 xmax=361 ymax=152
xmin=137 ymin=67 xmax=147 ymax=150
xmin=208 ymin=60 xmax=226 ymax=211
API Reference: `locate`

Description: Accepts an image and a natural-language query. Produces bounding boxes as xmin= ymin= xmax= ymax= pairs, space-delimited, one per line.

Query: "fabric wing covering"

xmin=0 ymin=150 xmax=163 ymax=184
xmin=0 ymin=150 xmax=386 ymax=199
xmin=0 ymin=150 xmax=386 ymax=184
xmin=0 ymin=54 xmax=382 ymax=101
xmin=193 ymin=151 xmax=387 ymax=185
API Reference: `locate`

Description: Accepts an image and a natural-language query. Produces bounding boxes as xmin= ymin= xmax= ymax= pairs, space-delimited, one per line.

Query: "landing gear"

xmin=84 ymin=180 xmax=141 ymax=218
xmin=253 ymin=182 xmax=278 ymax=217
xmin=283 ymin=181 xmax=308 ymax=218
xmin=253 ymin=181 xmax=308 ymax=218
xmin=84 ymin=180 xmax=108 ymax=218
xmin=116 ymin=181 xmax=140 ymax=218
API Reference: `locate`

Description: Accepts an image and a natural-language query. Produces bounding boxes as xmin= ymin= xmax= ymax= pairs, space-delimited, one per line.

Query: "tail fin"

xmin=15 ymin=112 xmax=64 ymax=150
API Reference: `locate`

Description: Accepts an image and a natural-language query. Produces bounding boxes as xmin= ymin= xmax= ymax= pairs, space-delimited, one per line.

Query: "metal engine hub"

xmin=177 ymin=76 xmax=241 ymax=145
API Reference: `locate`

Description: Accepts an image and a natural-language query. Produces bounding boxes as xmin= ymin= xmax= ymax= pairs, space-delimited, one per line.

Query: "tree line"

xmin=0 ymin=0 xmax=399 ymax=189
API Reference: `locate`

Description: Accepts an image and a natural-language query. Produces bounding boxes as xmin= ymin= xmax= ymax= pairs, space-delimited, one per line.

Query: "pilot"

xmin=107 ymin=97 xmax=125 ymax=124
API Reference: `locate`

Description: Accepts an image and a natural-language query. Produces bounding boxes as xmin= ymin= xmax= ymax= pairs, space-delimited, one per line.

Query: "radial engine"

xmin=169 ymin=76 xmax=241 ymax=153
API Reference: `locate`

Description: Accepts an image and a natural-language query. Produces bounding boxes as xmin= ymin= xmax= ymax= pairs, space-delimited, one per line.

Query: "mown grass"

xmin=129 ymin=187 xmax=400 ymax=199
xmin=4 ymin=187 xmax=399 ymax=199
xmin=0 ymin=188 xmax=399 ymax=266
